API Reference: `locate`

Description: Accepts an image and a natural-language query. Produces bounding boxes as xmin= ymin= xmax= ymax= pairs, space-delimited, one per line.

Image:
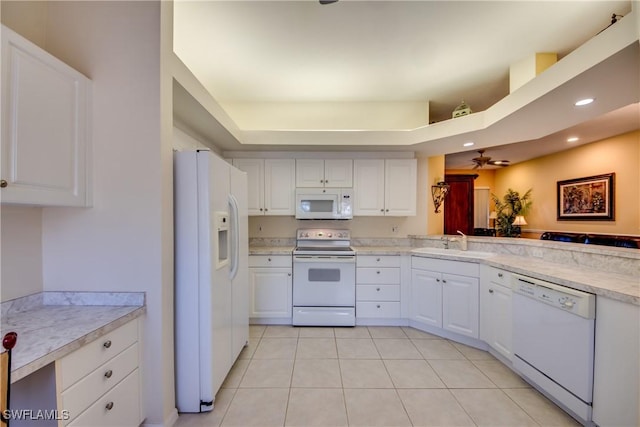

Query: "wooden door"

xmin=444 ymin=174 xmax=476 ymax=235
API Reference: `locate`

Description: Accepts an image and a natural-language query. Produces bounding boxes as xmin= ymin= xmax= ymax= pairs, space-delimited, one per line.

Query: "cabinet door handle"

xmin=376 ymin=304 xmax=381 ymax=309
xmin=0 ymin=180 xmax=7 ymax=188
xmin=287 ymin=273 xmax=292 ymax=276
xmin=104 ymin=369 xmax=113 ymax=378
xmin=103 ymin=340 xmax=112 ymax=349
xmin=260 ymin=208 xmax=263 ymax=211
xmin=385 ymin=209 xmax=389 ymax=212
xmin=489 ymin=289 xmax=494 ymax=294
xmin=436 ymin=278 xmax=440 ymax=282
xmin=376 ymin=287 xmax=380 ymax=291
xmin=442 ymin=279 xmax=447 ymax=283
xmin=498 ymin=273 xmax=503 ymax=278
xmin=380 ymin=209 xmax=384 ymax=212
xmin=264 ymin=208 xmax=268 ymax=212
xmin=267 ymin=258 xmax=271 ymax=262
xmin=105 ymin=402 xmax=114 ymax=411
xmin=376 ymin=270 xmax=380 ymax=274
xmin=376 ymin=258 xmax=380 ymax=262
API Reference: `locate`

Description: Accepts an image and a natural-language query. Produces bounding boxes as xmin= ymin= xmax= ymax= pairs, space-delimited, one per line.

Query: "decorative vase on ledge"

xmin=492 ymin=188 xmax=533 ymax=237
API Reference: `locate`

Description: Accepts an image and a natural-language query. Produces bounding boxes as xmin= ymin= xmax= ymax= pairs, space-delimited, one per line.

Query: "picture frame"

xmin=557 ymin=173 xmax=614 ymax=221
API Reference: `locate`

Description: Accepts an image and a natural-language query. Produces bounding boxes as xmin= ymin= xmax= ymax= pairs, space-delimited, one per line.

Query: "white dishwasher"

xmin=512 ymin=274 xmax=596 ymax=426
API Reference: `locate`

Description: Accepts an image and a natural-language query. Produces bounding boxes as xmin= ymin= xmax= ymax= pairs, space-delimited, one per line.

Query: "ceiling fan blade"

xmin=319 ymin=0 xmax=338 ymax=4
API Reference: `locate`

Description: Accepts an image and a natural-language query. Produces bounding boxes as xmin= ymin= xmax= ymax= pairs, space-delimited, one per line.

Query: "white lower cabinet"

xmin=356 ymin=255 xmax=401 ymax=321
xmin=55 ymin=319 xmax=142 ymax=427
xmin=410 ymin=257 xmax=479 ymax=339
xmin=592 ymin=297 xmax=640 ymax=427
xmin=479 ymin=265 xmax=513 ymax=361
xmin=249 ymin=255 xmax=292 ymax=321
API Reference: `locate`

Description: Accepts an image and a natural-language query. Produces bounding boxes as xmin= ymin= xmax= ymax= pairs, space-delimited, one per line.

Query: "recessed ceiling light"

xmin=463 ymin=142 xmax=474 ymax=147
xmin=575 ymin=98 xmax=594 ymax=106
xmin=567 ymin=137 xmax=579 ymax=142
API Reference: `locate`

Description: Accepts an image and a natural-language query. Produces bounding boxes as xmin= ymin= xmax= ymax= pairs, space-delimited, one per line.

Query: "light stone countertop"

xmin=1 ymin=292 xmax=145 ymax=383
xmin=250 ymin=244 xmax=639 ymax=305
xmin=249 ymin=246 xmax=295 ymax=255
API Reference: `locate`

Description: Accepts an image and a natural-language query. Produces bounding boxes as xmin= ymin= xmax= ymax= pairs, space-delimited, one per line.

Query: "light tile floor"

xmin=174 ymin=325 xmax=581 ymax=427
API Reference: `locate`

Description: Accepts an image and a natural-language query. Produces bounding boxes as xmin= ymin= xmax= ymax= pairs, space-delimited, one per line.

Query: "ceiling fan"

xmin=471 ymin=150 xmax=510 ymax=169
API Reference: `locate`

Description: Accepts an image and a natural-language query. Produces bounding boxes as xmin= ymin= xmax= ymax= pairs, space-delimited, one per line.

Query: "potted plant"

xmin=491 ymin=188 xmax=533 ymax=237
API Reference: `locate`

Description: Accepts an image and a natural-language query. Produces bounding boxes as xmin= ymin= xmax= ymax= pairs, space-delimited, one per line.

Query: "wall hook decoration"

xmin=431 ymin=181 xmax=450 ymax=213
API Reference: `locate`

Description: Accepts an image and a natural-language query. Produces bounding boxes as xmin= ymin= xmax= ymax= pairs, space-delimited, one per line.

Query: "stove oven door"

xmin=293 ymin=255 xmax=356 ymax=306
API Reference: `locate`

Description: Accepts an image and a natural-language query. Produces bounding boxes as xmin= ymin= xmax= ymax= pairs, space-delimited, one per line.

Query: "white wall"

xmin=0 ymin=207 xmax=43 ymax=301
xmin=12 ymin=2 xmax=178 ymax=426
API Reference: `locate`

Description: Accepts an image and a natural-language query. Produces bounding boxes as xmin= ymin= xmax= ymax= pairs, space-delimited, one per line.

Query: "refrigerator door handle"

xmin=228 ymin=194 xmax=240 ymax=280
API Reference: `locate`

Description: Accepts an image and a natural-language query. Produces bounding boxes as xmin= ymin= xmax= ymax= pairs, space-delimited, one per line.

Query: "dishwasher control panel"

xmin=512 ymin=274 xmax=595 ymax=319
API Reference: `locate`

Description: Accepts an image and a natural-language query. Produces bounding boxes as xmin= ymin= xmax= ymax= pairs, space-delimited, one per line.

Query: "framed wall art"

xmin=557 ymin=173 xmax=614 ymax=221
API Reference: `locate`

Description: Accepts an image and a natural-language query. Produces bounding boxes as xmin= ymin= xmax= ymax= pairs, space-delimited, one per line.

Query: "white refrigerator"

xmin=174 ymin=149 xmax=249 ymax=413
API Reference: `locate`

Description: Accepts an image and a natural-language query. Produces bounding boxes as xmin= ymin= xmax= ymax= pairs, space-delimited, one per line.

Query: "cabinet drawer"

xmin=58 ymin=320 xmax=138 ymax=390
xmin=357 ymin=267 xmax=400 ymax=285
xmin=249 ymin=255 xmax=292 ymax=268
xmin=357 ymin=285 xmax=400 ymax=302
xmin=356 ymin=301 xmax=401 ymax=318
xmin=61 ymin=343 xmax=138 ymax=425
xmin=487 ymin=267 xmax=511 ymax=285
xmin=412 ymin=256 xmax=479 ymax=277
xmin=357 ymin=255 xmax=400 ymax=268
xmin=68 ymin=369 xmax=140 ymax=427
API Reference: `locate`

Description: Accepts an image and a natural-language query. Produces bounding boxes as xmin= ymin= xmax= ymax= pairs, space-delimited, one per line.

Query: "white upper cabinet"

xmin=264 ymin=159 xmax=295 ymax=215
xmin=384 ymin=159 xmax=417 ymax=216
xmin=353 ymin=159 xmax=416 ymax=216
xmin=296 ymin=159 xmax=352 ymax=188
xmin=233 ymin=159 xmax=264 ymax=215
xmin=233 ymin=158 xmax=295 ymax=215
xmin=1 ymin=25 xmax=92 ymax=207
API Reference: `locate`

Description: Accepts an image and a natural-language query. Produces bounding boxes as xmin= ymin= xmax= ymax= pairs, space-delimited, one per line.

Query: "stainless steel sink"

xmin=411 ymin=247 xmax=495 ymax=259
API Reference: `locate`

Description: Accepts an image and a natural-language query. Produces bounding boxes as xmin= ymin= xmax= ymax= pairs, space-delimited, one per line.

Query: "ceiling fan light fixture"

xmin=575 ymin=98 xmax=594 ymax=106
xmin=463 ymin=142 xmax=475 ymax=147
xmin=567 ymin=136 xmax=579 ymax=142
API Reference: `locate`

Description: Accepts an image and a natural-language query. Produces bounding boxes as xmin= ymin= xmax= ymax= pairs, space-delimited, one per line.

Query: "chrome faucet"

xmin=441 ymin=236 xmax=449 ymax=249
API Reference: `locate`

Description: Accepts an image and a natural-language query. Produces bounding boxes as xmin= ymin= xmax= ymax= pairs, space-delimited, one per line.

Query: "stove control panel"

xmin=296 ymin=229 xmax=350 ymax=241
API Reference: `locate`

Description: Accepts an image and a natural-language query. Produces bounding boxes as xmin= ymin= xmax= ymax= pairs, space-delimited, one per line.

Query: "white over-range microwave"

xmin=295 ymin=188 xmax=353 ymax=220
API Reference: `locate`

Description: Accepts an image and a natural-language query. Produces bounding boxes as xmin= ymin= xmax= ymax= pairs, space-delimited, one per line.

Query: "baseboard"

xmin=141 ymin=407 xmax=179 ymax=427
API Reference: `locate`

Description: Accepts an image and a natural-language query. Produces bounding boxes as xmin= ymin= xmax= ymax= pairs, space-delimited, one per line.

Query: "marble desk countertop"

xmin=1 ymin=292 xmax=146 ymax=383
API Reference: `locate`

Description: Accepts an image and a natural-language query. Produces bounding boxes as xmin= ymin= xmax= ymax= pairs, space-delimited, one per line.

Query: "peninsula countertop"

xmin=1 ymin=292 xmax=145 ymax=383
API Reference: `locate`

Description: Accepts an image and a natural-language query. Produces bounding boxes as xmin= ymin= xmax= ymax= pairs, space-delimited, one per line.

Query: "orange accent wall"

xmin=493 ymin=130 xmax=639 ymax=235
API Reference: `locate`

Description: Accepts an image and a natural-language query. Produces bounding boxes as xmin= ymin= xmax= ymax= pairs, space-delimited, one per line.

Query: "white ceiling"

xmin=172 ymin=0 xmax=639 ymax=167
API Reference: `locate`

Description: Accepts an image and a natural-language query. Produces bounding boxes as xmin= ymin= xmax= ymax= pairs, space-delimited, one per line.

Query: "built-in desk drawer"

xmin=57 ymin=320 xmax=137 ymax=391
xmin=60 ymin=342 xmax=138 ymax=423
xmin=68 ymin=369 xmax=140 ymax=427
